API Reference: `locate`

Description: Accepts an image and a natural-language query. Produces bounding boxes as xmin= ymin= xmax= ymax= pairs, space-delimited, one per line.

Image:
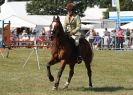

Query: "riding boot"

xmin=76 ymin=45 xmax=82 ymax=64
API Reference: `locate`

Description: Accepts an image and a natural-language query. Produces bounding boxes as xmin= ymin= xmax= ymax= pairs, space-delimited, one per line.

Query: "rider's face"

xmin=67 ymin=10 xmax=73 ymax=16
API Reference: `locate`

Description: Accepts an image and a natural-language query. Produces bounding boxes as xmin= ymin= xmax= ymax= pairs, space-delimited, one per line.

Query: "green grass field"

xmin=0 ymin=48 xmax=133 ymax=95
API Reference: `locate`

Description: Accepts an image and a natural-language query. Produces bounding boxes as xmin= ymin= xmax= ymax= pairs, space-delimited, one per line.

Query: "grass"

xmin=0 ymin=48 xmax=133 ymax=95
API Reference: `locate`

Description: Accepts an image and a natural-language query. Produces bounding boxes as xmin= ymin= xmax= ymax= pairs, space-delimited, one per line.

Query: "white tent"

xmin=0 ymin=1 xmax=65 ymax=27
xmin=121 ymin=22 xmax=133 ymax=29
xmin=24 ymin=15 xmax=65 ymax=26
xmin=82 ymin=6 xmax=106 ymax=20
xmin=0 ymin=1 xmax=27 ymax=19
xmin=0 ymin=1 xmax=36 ymax=28
xmin=81 ymin=24 xmax=94 ymax=30
xmin=0 ymin=15 xmax=36 ymax=28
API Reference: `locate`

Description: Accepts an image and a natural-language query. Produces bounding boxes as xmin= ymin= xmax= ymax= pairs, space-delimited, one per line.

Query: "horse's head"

xmin=50 ymin=16 xmax=64 ymax=37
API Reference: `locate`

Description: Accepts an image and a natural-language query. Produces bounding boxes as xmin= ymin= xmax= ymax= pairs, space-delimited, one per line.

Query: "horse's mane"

xmin=55 ymin=16 xmax=66 ymax=38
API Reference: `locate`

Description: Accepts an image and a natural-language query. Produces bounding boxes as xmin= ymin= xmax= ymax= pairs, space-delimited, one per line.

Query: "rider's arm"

xmin=71 ymin=15 xmax=81 ymax=34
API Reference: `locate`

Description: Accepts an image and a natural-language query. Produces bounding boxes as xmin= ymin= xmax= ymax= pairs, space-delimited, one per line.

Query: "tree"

xmin=99 ymin=0 xmax=133 ymax=11
xmin=8 ymin=0 xmax=29 ymax=1
xmin=120 ymin=0 xmax=133 ymax=11
xmin=98 ymin=0 xmax=133 ymax=18
xmin=0 ymin=0 xmax=5 ymax=6
xmin=26 ymin=0 xmax=97 ymax=16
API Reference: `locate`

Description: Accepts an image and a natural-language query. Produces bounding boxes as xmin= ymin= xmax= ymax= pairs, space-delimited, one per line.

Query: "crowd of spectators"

xmin=10 ymin=27 xmax=50 ymax=47
xmin=85 ymin=27 xmax=133 ymax=50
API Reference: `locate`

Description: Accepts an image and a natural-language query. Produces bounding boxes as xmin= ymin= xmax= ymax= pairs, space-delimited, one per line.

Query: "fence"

xmin=6 ymin=34 xmax=133 ymax=50
xmin=10 ymin=34 xmax=50 ymax=48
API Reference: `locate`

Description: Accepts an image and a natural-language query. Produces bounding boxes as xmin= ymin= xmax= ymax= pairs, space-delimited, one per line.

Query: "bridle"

xmin=49 ymin=19 xmax=60 ymax=37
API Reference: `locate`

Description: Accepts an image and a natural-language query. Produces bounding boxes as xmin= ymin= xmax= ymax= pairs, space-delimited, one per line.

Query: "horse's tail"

xmin=79 ymin=38 xmax=93 ymax=64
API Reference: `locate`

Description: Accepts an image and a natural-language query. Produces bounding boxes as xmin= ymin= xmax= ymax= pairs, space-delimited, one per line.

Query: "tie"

xmin=69 ymin=15 xmax=72 ymax=23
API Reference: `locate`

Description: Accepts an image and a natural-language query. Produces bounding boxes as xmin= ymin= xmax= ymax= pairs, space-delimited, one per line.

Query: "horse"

xmin=46 ymin=16 xmax=93 ymax=90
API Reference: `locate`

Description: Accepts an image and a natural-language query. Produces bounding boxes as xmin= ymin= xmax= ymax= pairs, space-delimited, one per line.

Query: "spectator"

xmin=21 ymin=30 xmax=29 ymax=41
xmin=86 ymin=29 xmax=96 ymax=48
xmin=93 ymin=32 xmax=101 ymax=49
xmin=41 ymin=27 xmax=46 ymax=35
xmin=36 ymin=27 xmax=46 ymax=46
xmin=110 ymin=30 xmax=116 ymax=48
xmin=104 ymin=28 xmax=110 ymax=36
xmin=130 ymin=29 xmax=133 ymax=47
xmin=103 ymin=31 xmax=111 ymax=49
xmin=116 ymin=27 xmax=124 ymax=49
xmin=126 ymin=28 xmax=131 ymax=48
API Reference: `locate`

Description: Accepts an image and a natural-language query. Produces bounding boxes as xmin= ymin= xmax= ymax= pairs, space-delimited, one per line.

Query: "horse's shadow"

xmin=66 ymin=86 xmax=133 ymax=92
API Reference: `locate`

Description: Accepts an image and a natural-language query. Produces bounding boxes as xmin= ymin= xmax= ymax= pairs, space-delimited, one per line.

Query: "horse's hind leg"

xmin=84 ymin=61 xmax=93 ymax=87
xmin=63 ymin=64 xmax=75 ymax=89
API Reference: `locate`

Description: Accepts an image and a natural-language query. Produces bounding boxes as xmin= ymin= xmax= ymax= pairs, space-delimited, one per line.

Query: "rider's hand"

xmin=70 ymin=32 xmax=75 ymax=36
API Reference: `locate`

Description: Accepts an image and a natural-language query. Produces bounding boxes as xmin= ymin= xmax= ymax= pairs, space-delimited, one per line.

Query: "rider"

xmin=64 ymin=3 xmax=82 ymax=64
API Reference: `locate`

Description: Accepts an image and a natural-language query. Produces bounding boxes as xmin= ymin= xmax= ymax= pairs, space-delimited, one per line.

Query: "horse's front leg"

xmin=52 ymin=60 xmax=66 ymax=90
xmin=47 ymin=59 xmax=55 ymax=82
xmin=63 ymin=64 xmax=75 ymax=89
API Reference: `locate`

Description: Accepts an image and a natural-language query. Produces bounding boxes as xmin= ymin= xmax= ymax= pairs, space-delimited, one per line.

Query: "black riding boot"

xmin=76 ymin=45 xmax=82 ymax=64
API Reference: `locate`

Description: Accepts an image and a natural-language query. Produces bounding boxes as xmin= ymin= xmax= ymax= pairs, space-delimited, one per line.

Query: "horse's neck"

xmin=58 ymin=33 xmax=66 ymax=42
xmin=58 ymin=25 xmax=66 ymax=39
xmin=54 ymin=22 xmax=67 ymax=45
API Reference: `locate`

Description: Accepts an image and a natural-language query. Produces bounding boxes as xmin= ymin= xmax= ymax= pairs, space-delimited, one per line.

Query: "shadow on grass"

xmin=67 ymin=86 xmax=133 ymax=92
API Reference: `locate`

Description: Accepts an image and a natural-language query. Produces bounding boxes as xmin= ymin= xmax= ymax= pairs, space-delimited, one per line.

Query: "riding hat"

xmin=66 ymin=3 xmax=76 ymax=11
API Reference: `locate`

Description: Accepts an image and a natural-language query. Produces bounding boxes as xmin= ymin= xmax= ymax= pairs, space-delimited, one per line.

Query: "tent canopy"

xmin=0 ymin=15 xmax=36 ymax=28
xmin=0 ymin=1 xmax=27 ymax=19
xmin=121 ymin=22 xmax=133 ymax=29
xmin=83 ymin=6 xmax=106 ymax=20
xmin=81 ymin=24 xmax=94 ymax=30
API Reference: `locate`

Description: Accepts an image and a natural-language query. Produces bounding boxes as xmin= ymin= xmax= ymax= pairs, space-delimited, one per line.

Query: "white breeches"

xmin=71 ymin=35 xmax=79 ymax=46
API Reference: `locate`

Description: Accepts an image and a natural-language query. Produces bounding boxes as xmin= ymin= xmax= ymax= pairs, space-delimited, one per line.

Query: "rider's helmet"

xmin=65 ymin=3 xmax=76 ymax=11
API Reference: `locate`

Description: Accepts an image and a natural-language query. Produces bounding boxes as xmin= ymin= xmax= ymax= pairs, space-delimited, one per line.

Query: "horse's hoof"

xmin=63 ymin=85 xmax=68 ymax=89
xmin=52 ymin=86 xmax=57 ymax=91
xmin=89 ymin=85 xmax=93 ymax=88
xmin=49 ymin=75 xmax=54 ymax=82
xmin=63 ymin=82 xmax=69 ymax=89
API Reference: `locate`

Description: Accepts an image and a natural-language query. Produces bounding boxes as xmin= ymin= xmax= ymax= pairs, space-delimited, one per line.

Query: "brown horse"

xmin=47 ymin=16 xmax=93 ymax=90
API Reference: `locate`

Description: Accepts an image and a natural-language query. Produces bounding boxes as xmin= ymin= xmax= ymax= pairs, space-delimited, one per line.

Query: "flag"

xmin=112 ymin=0 xmax=116 ymax=7
xmin=112 ymin=0 xmax=120 ymax=11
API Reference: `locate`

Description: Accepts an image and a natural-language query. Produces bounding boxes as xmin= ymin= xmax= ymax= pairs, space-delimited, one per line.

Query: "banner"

xmin=3 ymin=24 xmax=11 ymax=46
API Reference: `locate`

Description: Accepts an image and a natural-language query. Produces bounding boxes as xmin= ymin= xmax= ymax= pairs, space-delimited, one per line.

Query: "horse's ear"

xmin=57 ymin=15 xmax=60 ymax=20
xmin=53 ymin=16 xmax=55 ymax=21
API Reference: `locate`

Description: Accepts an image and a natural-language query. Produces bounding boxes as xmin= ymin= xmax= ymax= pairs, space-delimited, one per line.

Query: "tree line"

xmin=26 ymin=0 xmax=133 ymax=18
xmin=0 ymin=0 xmax=133 ymax=18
